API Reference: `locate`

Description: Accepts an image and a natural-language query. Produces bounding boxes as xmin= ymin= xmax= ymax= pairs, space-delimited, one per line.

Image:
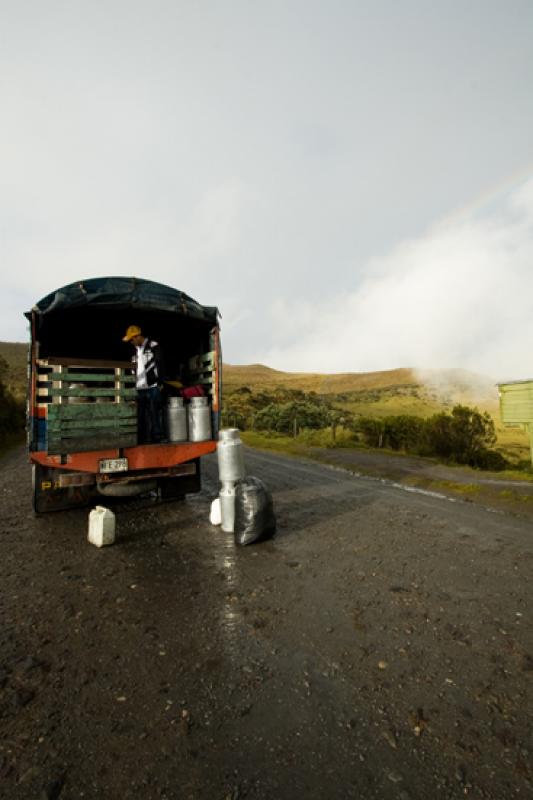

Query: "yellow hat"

xmin=122 ymin=325 xmax=142 ymax=342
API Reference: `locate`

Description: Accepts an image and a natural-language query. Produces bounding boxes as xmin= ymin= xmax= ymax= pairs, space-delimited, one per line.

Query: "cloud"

xmin=258 ymin=177 xmax=533 ymax=381
xmin=2 ymin=3 xmax=533 ymax=363
xmin=0 ymin=178 xmax=249 ymax=340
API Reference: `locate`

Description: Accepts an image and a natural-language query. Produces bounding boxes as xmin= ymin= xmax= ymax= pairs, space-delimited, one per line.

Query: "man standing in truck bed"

xmin=122 ymin=325 xmax=164 ymax=444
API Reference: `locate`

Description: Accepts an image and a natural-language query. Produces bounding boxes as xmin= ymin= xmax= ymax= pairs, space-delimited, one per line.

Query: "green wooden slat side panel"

xmin=46 ymin=401 xmax=138 ymax=451
xmin=46 ymin=432 xmax=137 ymax=454
xmin=188 ymin=353 xmax=215 ymax=400
xmin=186 ymin=373 xmax=214 ymax=380
xmin=38 ymin=357 xmax=132 ymax=369
xmin=188 ymin=351 xmax=215 ymax=369
xmin=47 ymin=388 xmax=137 ymax=398
xmin=47 ymin=404 xmax=137 ymax=420
xmin=47 ymin=419 xmax=137 ymax=432
xmin=46 ymin=371 xmax=136 ymax=383
xmin=191 ymin=377 xmax=213 ymax=385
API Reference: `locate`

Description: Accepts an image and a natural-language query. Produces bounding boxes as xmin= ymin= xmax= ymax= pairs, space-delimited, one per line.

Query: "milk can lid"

xmin=219 ymin=428 xmax=240 ymax=441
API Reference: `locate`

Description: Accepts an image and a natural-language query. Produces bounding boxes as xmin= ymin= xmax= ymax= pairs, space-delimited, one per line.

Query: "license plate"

xmin=99 ymin=457 xmax=129 ymax=474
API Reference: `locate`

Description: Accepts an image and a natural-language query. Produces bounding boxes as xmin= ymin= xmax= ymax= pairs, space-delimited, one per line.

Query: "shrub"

xmin=472 ymin=448 xmax=509 ymax=471
xmin=254 ymin=400 xmax=332 ymax=435
xmin=356 ymin=417 xmax=386 ymax=448
xmin=426 ymin=405 xmax=497 ymax=466
xmin=356 ymin=415 xmax=427 ymax=452
xmin=354 ymin=405 xmax=505 ymax=469
xmin=384 ymin=415 xmax=427 ymax=452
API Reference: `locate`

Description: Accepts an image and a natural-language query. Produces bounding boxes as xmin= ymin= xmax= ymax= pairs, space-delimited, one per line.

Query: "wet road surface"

xmin=1 ymin=445 xmax=532 ymax=799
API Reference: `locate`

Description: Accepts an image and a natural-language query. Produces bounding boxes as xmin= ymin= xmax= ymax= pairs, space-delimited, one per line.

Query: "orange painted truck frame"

xmin=26 ymin=277 xmax=221 ymax=513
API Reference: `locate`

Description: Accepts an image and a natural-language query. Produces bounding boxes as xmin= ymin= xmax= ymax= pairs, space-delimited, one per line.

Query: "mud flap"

xmin=32 ymin=463 xmax=93 ymax=514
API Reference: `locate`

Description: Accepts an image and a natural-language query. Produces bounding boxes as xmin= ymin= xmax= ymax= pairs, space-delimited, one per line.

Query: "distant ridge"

xmin=224 ymin=363 xmax=417 ymax=390
xmin=223 ymin=363 xmax=499 ymax=412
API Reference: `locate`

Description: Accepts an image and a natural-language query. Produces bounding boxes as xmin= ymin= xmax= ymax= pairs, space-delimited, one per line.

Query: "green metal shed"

xmin=498 ymin=379 xmax=533 ymax=464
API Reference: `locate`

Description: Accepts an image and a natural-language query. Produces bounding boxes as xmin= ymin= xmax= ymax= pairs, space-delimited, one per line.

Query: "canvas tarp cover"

xmin=26 ymin=276 xmax=219 ymax=324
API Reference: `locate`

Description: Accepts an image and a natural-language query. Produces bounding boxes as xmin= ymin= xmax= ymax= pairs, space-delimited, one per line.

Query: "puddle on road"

xmin=161 ymin=476 xmax=249 ymax=661
xmin=211 ymin=525 xmax=245 ymax=661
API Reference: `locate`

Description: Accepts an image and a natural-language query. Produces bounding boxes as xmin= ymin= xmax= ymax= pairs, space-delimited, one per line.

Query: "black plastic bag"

xmin=234 ymin=476 xmax=276 ymax=546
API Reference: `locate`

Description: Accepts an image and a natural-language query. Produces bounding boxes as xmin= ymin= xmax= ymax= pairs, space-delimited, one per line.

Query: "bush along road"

xmin=1 ymin=444 xmax=532 ymax=799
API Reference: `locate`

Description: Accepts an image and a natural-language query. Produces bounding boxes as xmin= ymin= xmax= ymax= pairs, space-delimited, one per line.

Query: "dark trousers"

xmin=137 ymin=386 xmax=163 ymax=444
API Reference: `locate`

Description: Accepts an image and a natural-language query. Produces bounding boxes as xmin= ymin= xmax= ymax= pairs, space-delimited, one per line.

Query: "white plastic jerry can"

xmin=88 ymin=506 xmax=116 ymax=547
xmin=209 ymin=497 xmax=222 ymax=526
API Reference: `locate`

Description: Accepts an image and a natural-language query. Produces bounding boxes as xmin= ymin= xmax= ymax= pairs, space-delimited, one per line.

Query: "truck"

xmin=26 ymin=276 xmax=221 ymax=513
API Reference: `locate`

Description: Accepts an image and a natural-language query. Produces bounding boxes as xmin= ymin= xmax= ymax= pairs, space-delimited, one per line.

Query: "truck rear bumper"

xmin=29 ymin=440 xmax=217 ymax=474
xmin=31 ymin=453 xmax=204 ymax=512
xmin=54 ymin=461 xmax=197 ymax=489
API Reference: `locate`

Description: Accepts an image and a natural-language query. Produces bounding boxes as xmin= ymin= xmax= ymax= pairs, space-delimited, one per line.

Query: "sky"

xmin=2 ymin=0 xmax=533 ymax=379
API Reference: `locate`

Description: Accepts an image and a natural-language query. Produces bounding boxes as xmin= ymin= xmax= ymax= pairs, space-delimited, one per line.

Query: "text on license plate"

xmin=99 ymin=458 xmax=129 ymax=473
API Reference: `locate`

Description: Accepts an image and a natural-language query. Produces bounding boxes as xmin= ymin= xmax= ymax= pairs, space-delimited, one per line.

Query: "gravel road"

xmin=1 ymin=444 xmax=532 ymax=799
